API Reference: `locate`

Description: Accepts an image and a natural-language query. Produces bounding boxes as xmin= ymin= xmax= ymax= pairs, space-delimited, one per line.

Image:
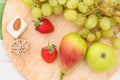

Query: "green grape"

xmin=112 ymin=38 xmax=120 ymax=50
xmin=96 ymin=23 xmax=101 ymax=30
xmin=53 ymin=5 xmax=63 ymax=15
xmin=99 ymin=17 xmax=111 ymax=31
xmin=87 ymin=32 xmax=96 ymax=42
xmin=99 ymin=2 xmax=112 ymax=16
xmin=39 ymin=0 xmax=46 ymax=2
xmin=41 ymin=3 xmax=52 ymax=17
xmin=100 ymin=2 xmax=110 ymax=8
xmin=95 ymin=0 xmax=102 ymax=4
xmin=64 ymin=9 xmax=78 ymax=21
xmin=109 ymin=0 xmax=117 ymax=7
xmin=116 ymin=11 xmax=120 ymax=15
xmin=66 ymin=0 xmax=78 ymax=9
xmin=78 ymin=28 xmax=90 ymax=39
xmin=112 ymin=16 xmax=120 ymax=24
xmin=22 ymin=0 xmax=33 ymax=6
xmin=57 ymin=0 xmax=67 ymax=5
xmin=48 ymin=0 xmax=58 ymax=7
xmin=74 ymin=14 xmax=87 ymax=26
xmin=83 ymin=0 xmax=94 ymax=6
xmin=85 ymin=14 xmax=98 ymax=29
xmin=31 ymin=7 xmax=41 ymax=18
xmin=117 ymin=0 xmax=120 ymax=5
xmin=95 ymin=31 xmax=101 ymax=41
xmin=78 ymin=2 xmax=89 ymax=13
xmin=105 ymin=7 xmax=113 ymax=16
xmin=109 ymin=17 xmax=116 ymax=27
xmin=101 ymin=28 xmax=114 ymax=38
xmin=89 ymin=5 xmax=95 ymax=10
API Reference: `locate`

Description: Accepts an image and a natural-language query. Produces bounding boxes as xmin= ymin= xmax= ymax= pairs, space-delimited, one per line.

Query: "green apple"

xmin=85 ymin=43 xmax=117 ymax=72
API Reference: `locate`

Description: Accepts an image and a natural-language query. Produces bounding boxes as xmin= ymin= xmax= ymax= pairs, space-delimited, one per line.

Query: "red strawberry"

xmin=41 ymin=41 xmax=57 ymax=63
xmin=34 ymin=17 xmax=54 ymax=33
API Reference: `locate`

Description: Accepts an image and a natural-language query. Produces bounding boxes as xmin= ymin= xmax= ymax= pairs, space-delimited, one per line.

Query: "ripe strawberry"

xmin=41 ymin=42 xmax=57 ymax=63
xmin=34 ymin=17 xmax=54 ymax=33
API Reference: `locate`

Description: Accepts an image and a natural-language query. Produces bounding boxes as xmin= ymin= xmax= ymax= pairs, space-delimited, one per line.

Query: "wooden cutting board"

xmin=2 ymin=0 xmax=120 ymax=80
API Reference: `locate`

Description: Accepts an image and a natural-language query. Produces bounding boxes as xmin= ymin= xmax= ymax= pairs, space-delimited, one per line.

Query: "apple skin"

xmin=85 ymin=43 xmax=117 ymax=72
xmin=60 ymin=32 xmax=87 ymax=74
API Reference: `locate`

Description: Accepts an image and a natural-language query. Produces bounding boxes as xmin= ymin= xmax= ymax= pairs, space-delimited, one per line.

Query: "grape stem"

xmin=84 ymin=8 xmax=97 ymax=16
xmin=94 ymin=3 xmax=120 ymax=17
xmin=33 ymin=0 xmax=40 ymax=7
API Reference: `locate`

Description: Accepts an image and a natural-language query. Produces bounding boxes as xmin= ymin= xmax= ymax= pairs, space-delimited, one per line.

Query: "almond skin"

xmin=13 ymin=18 xmax=21 ymax=31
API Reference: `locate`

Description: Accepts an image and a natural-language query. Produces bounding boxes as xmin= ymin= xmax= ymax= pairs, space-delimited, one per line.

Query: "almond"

xmin=13 ymin=18 xmax=21 ymax=31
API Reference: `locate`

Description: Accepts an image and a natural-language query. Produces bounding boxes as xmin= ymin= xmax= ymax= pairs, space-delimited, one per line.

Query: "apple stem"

xmin=59 ymin=72 xmax=64 ymax=80
xmin=101 ymin=52 xmax=106 ymax=58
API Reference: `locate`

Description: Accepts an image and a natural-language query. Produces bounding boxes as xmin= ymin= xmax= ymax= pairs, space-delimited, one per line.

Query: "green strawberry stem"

xmin=38 ymin=17 xmax=44 ymax=21
xmin=32 ymin=20 xmax=43 ymax=29
xmin=33 ymin=17 xmax=45 ymax=28
xmin=47 ymin=40 xmax=56 ymax=54
xmin=47 ymin=39 xmax=51 ymax=50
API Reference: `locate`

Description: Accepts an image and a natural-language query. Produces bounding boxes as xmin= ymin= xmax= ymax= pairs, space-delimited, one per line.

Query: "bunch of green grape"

xmin=22 ymin=0 xmax=120 ymax=50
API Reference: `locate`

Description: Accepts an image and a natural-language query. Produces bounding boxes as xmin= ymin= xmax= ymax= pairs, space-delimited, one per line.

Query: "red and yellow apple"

xmin=59 ymin=32 xmax=87 ymax=79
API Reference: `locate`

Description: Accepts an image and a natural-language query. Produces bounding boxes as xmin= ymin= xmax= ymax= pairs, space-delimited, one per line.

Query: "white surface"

xmin=0 ymin=40 xmax=120 ymax=80
xmin=0 ymin=40 xmax=26 ymax=80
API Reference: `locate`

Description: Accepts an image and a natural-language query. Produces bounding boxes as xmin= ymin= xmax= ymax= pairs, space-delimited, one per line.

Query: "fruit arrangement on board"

xmin=5 ymin=0 xmax=120 ymax=80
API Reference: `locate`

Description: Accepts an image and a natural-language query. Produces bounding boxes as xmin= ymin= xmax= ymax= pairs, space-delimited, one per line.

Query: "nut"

xmin=13 ymin=18 xmax=21 ymax=31
xmin=9 ymin=39 xmax=29 ymax=55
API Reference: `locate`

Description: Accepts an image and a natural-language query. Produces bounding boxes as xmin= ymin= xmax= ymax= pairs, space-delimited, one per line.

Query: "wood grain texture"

xmin=2 ymin=0 xmax=120 ymax=80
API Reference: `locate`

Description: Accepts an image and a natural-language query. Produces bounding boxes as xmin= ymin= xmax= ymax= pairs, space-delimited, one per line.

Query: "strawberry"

xmin=41 ymin=41 xmax=57 ymax=63
xmin=34 ymin=17 xmax=54 ymax=33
